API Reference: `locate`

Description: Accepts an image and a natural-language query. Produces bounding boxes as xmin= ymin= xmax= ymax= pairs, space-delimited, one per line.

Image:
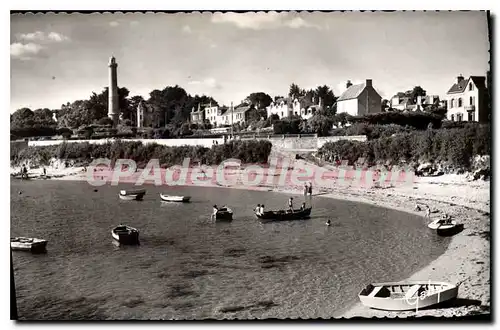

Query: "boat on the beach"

xmin=255 ymin=207 xmax=312 ymax=221
xmin=160 ymin=194 xmax=191 ymax=203
xmin=215 ymin=207 xmax=233 ymax=221
xmin=437 ymin=222 xmax=464 ymax=236
xmin=119 ymin=189 xmax=146 ymax=201
xmin=358 ymin=281 xmax=459 ymax=311
xmin=11 ymin=237 xmax=48 ymax=253
xmin=111 ymin=225 xmax=140 ymax=245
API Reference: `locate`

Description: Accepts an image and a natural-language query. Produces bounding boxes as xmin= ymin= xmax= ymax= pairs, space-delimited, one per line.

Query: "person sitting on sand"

xmin=326 ymin=219 xmax=331 ymax=226
xmin=211 ymin=205 xmax=219 ymax=221
xmin=260 ymin=204 xmax=265 ymax=214
xmin=255 ymin=204 xmax=261 ymax=214
xmin=288 ymin=197 xmax=294 ymax=212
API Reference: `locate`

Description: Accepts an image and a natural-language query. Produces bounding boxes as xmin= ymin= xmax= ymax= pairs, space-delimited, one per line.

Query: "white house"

xmin=336 ymin=79 xmax=382 ymax=116
xmin=445 ymin=74 xmax=488 ymax=122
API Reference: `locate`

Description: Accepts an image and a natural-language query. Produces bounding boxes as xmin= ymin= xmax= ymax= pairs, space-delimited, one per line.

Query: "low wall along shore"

xmin=22 ymin=135 xmax=367 ymax=152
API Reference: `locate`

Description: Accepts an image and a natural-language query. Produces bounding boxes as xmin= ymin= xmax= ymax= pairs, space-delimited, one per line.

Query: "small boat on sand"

xmin=215 ymin=207 xmax=233 ymax=221
xmin=119 ymin=189 xmax=146 ymax=201
xmin=160 ymin=194 xmax=191 ymax=203
xmin=437 ymin=222 xmax=464 ymax=236
xmin=256 ymin=207 xmax=312 ymax=221
xmin=111 ymin=225 xmax=140 ymax=245
xmin=358 ymin=281 xmax=459 ymax=311
xmin=11 ymin=237 xmax=48 ymax=253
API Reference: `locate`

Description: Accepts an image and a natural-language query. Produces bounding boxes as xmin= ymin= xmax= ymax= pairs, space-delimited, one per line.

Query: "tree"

xmin=57 ymin=100 xmax=93 ymax=128
xmin=409 ymin=86 xmax=426 ymax=104
xmin=86 ymin=87 xmax=131 ymax=123
xmin=245 ymin=92 xmax=273 ymax=109
xmin=288 ymin=83 xmax=304 ymax=99
xmin=308 ymin=113 xmax=333 ymax=136
xmin=314 ymin=85 xmax=337 ymax=110
xmin=381 ymin=99 xmax=389 ymax=112
xmin=11 ymin=108 xmax=35 ymax=129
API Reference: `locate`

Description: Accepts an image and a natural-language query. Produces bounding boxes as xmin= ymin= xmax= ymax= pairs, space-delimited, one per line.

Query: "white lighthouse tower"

xmin=108 ymin=56 xmax=119 ymax=126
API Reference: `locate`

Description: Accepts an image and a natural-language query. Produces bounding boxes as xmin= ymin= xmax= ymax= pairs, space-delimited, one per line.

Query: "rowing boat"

xmin=358 ymin=280 xmax=459 ymax=311
xmin=160 ymin=194 xmax=191 ymax=203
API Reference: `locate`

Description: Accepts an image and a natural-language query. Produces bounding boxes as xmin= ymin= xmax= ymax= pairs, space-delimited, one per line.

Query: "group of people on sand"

xmin=418 ymin=204 xmax=453 ymax=225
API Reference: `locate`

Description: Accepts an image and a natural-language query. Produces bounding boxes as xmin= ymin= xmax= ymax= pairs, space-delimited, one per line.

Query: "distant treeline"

xmin=11 ymin=140 xmax=273 ymax=168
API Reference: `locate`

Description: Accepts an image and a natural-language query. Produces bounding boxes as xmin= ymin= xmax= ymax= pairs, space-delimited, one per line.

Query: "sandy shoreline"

xmin=11 ymin=160 xmax=490 ymax=318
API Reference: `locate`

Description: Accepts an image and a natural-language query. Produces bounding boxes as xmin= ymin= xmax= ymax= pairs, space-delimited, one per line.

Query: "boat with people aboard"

xmin=11 ymin=237 xmax=48 ymax=253
xmin=358 ymin=280 xmax=460 ymax=311
xmin=255 ymin=207 xmax=312 ymax=221
xmin=214 ymin=206 xmax=233 ymax=221
xmin=119 ymin=189 xmax=146 ymax=201
xmin=111 ymin=225 xmax=140 ymax=245
xmin=159 ymin=194 xmax=191 ymax=203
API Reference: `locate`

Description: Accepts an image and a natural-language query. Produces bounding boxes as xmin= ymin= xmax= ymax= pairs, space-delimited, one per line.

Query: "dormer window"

xmin=469 ymin=84 xmax=473 ymax=91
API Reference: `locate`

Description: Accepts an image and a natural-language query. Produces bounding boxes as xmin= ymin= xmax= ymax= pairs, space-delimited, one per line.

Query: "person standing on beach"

xmin=211 ymin=205 xmax=219 ymax=221
xmin=43 ymin=167 xmax=47 ymax=176
xmin=308 ymin=182 xmax=313 ymax=197
xmin=425 ymin=205 xmax=431 ymax=219
xmin=303 ymin=183 xmax=308 ymax=197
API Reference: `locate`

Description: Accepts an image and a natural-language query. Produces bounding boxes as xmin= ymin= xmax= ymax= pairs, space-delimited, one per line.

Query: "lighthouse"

xmin=108 ymin=56 xmax=119 ymax=126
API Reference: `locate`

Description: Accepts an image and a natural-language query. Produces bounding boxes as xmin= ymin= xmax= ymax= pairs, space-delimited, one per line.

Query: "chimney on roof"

xmin=366 ymin=79 xmax=372 ymax=87
xmin=457 ymin=74 xmax=464 ymax=84
xmin=346 ymin=80 xmax=352 ymax=89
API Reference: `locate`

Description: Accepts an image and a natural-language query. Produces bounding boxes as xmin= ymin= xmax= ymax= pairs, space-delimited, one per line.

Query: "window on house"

xmin=451 ymin=114 xmax=455 ymax=121
xmin=450 ymin=99 xmax=454 ymax=108
xmin=468 ymin=111 xmax=475 ymax=121
xmin=469 ymin=84 xmax=473 ymax=91
xmin=470 ymin=96 xmax=474 ymax=106
xmin=457 ymin=113 xmax=462 ymax=122
xmin=458 ymin=98 xmax=462 ymax=107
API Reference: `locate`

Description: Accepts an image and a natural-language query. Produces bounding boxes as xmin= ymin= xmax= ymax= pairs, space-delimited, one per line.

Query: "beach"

xmin=11 ymin=158 xmax=490 ymax=318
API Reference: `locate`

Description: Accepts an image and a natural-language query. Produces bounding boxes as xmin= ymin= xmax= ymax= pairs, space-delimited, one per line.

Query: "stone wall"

xmin=27 ymin=138 xmax=225 ymax=148
xmin=24 ymin=135 xmax=366 ymax=152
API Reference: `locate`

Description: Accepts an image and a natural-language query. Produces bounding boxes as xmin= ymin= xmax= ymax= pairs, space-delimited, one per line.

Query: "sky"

xmin=10 ymin=11 xmax=490 ymax=112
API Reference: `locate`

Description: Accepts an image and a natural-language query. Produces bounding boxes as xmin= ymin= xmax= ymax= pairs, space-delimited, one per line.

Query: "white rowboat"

xmin=160 ymin=194 xmax=191 ymax=203
xmin=358 ymin=281 xmax=459 ymax=311
xmin=11 ymin=237 xmax=48 ymax=253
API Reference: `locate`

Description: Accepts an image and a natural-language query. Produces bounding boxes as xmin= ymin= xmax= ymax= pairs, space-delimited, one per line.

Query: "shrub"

xmin=318 ymin=124 xmax=490 ymax=170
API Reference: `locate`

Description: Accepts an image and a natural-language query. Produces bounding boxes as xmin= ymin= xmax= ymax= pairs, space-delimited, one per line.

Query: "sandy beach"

xmin=11 ymin=157 xmax=490 ymax=318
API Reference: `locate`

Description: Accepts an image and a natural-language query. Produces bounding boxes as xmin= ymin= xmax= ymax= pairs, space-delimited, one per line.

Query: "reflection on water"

xmin=11 ymin=180 xmax=450 ymax=320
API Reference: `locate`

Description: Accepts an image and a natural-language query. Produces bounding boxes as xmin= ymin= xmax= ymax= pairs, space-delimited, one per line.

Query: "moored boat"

xmin=256 ymin=207 xmax=312 ymax=221
xmin=11 ymin=237 xmax=48 ymax=253
xmin=111 ymin=225 xmax=140 ymax=245
xmin=216 ymin=207 xmax=233 ymax=221
xmin=119 ymin=189 xmax=146 ymax=201
xmin=160 ymin=194 xmax=191 ymax=203
xmin=358 ymin=281 xmax=459 ymax=311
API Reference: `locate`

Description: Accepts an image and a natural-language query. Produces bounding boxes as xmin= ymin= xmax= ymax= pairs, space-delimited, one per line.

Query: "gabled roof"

xmin=447 ymin=76 xmax=486 ymax=94
xmin=337 ymin=83 xmax=366 ymax=101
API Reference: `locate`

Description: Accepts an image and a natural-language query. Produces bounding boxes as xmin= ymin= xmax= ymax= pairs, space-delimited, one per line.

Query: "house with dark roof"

xmin=446 ymin=74 xmax=488 ymax=122
xmin=266 ymin=95 xmax=323 ymax=120
xmin=336 ymin=79 xmax=382 ymax=116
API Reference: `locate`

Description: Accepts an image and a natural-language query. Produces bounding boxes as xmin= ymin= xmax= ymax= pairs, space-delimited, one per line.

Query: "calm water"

xmin=11 ymin=179 xmax=450 ymax=320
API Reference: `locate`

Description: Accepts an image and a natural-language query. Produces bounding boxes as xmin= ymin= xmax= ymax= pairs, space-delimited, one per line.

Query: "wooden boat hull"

xmin=160 ymin=194 xmax=191 ymax=203
xmin=437 ymin=223 xmax=464 ymax=237
xmin=256 ymin=207 xmax=312 ymax=221
xmin=215 ymin=208 xmax=233 ymax=221
xmin=119 ymin=193 xmax=145 ymax=201
xmin=428 ymin=220 xmax=456 ymax=230
xmin=11 ymin=237 xmax=47 ymax=253
xmin=358 ymin=281 xmax=459 ymax=311
xmin=111 ymin=226 xmax=140 ymax=245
